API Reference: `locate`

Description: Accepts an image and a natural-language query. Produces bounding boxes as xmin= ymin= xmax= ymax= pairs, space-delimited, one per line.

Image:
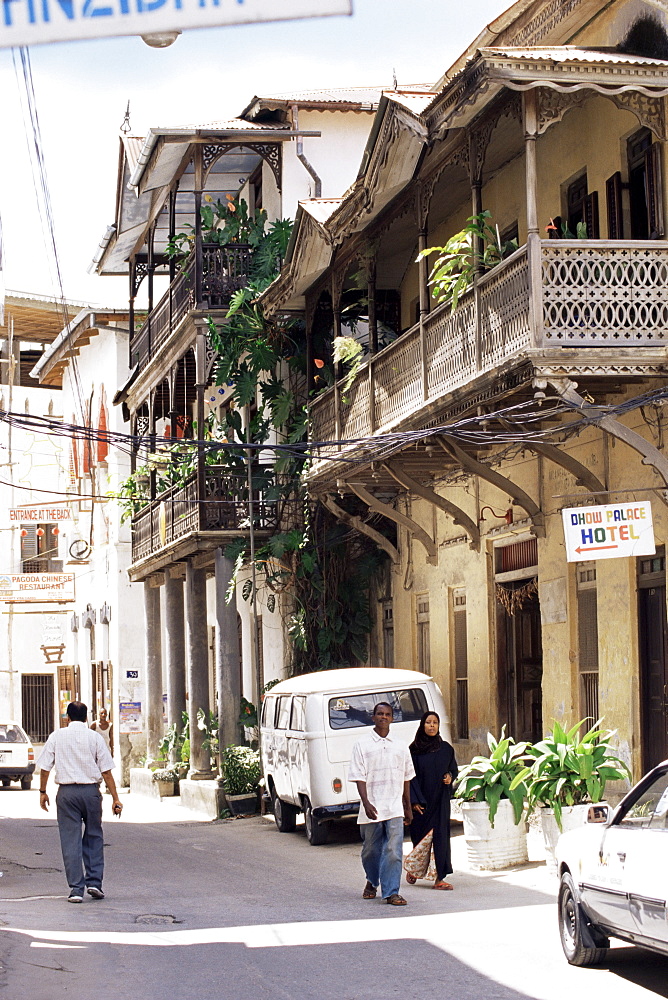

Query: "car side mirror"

xmin=587 ymin=804 xmax=610 ymax=824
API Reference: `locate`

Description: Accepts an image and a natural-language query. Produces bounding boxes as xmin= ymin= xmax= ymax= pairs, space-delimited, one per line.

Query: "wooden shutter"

xmin=606 ymin=172 xmax=624 ymax=239
xmin=585 ymin=191 xmax=600 ymax=239
xmin=646 ymin=142 xmax=665 ymax=237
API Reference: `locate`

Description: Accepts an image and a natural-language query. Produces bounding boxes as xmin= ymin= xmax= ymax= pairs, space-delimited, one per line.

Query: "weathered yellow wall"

xmin=386 ymin=385 xmax=667 ymax=779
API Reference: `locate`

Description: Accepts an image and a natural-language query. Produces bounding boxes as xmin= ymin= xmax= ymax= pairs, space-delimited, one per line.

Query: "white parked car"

xmin=0 ymin=722 xmax=35 ymax=790
xmin=556 ymin=759 xmax=668 ymax=966
xmin=261 ymin=667 xmax=448 ymax=845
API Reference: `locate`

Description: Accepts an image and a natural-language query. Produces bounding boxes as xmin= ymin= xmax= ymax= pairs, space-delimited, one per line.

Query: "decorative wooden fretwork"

xmin=509 ymin=0 xmax=586 ymax=47
xmin=202 ymin=142 xmax=282 ymax=192
xmin=537 ymin=87 xmax=590 ymax=135
xmin=132 ymin=261 xmax=149 ymax=298
xmin=541 ymin=242 xmax=668 ymax=344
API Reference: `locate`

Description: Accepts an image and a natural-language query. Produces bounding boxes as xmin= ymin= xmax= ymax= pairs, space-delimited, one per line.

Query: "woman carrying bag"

xmin=405 ymin=711 xmax=458 ymax=890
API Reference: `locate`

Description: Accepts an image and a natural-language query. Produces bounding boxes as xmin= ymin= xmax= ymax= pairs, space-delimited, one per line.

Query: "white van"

xmin=260 ymin=667 xmax=448 ymax=845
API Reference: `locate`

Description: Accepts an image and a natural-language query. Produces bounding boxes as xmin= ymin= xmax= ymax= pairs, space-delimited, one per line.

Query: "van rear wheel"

xmin=272 ymin=792 xmax=298 ymax=832
xmin=303 ymin=797 xmax=331 ymax=846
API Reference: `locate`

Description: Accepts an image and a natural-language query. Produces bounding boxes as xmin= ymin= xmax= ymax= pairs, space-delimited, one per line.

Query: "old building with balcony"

xmin=262 ymin=0 xmax=668 ymax=779
xmin=90 ymin=89 xmax=407 ymax=808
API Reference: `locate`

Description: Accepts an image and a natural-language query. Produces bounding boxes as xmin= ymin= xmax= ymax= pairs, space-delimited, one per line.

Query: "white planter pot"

xmin=540 ymin=803 xmax=603 ymax=868
xmin=461 ymin=799 xmax=528 ymax=871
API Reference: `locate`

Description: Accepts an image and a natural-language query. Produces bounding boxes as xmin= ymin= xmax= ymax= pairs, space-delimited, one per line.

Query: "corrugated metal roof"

xmin=382 ymin=91 xmax=434 ymax=114
xmin=121 ymin=135 xmax=145 ymax=173
xmin=482 ymin=45 xmax=668 ymax=66
xmin=299 ymin=199 xmax=342 ymax=224
xmin=151 ymin=117 xmax=288 ymax=132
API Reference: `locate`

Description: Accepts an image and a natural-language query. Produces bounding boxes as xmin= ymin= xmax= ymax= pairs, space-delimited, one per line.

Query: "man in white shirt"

xmin=349 ymin=702 xmax=415 ymax=905
xmin=35 ymin=702 xmax=123 ymax=903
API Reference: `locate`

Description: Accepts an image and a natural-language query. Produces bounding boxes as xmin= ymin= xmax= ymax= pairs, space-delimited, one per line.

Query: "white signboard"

xmin=0 ymin=0 xmax=352 ymax=48
xmin=0 ymin=573 xmax=75 ymax=601
xmin=562 ymin=501 xmax=655 ymax=562
xmin=9 ymin=507 xmax=73 ymax=524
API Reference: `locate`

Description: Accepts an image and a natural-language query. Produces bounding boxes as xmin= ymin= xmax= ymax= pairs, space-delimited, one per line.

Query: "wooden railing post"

xmin=523 ymin=90 xmax=544 ymax=348
xmin=418 ymin=228 xmax=429 ymax=401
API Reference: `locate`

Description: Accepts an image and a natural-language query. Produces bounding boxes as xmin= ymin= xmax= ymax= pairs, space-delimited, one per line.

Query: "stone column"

xmin=143 ymin=581 xmax=163 ymax=762
xmin=186 ymin=559 xmax=211 ymax=776
xmin=164 ymin=571 xmax=186 ymax=762
xmin=215 ymin=548 xmax=241 ymax=751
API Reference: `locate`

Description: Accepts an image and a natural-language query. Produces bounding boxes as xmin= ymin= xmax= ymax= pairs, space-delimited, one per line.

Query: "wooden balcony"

xmin=130 ymin=243 xmax=253 ymax=372
xmin=130 ymin=466 xmax=279 ymax=568
xmin=309 ymin=239 xmax=668 ymax=469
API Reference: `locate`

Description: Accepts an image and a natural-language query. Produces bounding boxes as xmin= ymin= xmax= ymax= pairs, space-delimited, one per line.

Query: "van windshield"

xmin=328 ymin=689 xmax=428 ymax=730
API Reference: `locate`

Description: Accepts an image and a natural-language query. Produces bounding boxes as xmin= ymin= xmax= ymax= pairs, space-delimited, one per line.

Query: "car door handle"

xmin=617 ymin=852 xmax=626 ymax=862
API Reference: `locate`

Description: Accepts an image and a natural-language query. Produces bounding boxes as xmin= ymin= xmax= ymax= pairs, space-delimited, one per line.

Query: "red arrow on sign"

xmin=575 ymin=544 xmax=619 ymax=554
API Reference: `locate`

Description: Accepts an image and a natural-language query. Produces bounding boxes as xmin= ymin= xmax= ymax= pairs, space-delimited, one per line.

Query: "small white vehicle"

xmin=0 ymin=722 xmax=35 ymax=790
xmin=260 ymin=667 xmax=448 ymax=845
xmin=556 ymin=759 xmax=668 ymax=966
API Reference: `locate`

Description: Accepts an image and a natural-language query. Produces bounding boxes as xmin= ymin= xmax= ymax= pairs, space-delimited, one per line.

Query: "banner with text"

xmin=8 ymin=507 xmax=73 ymax=524
xmin=0 ymin=0 xmax=351 ymax=48
xmin=562 ymin=501 xmax=655 ymax=562
xmin=0 ymin=573 xmax=75 ymax=601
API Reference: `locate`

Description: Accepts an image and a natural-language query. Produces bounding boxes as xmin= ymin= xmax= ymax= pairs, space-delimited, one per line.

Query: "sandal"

xmin=434 ymin=880 xmax=454 ymax=890
xmin=386 ymin=893 xmax=407 ymax=906
xmin=405 ymin=873 xmax=417 ymax=885
xmin=362 ymin=881 xmax=377 ymax=899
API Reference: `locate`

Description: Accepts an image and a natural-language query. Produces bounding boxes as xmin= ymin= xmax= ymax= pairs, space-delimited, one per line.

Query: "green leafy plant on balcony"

xmin=417 ymin=211 xmax=518 ymax=312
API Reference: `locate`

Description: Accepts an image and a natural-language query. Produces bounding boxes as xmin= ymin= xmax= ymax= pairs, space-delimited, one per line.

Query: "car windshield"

xmin=328 ymin=688 xmax=428 ymax=730
xmin=0 ymin=725 xmax=27 ymax=743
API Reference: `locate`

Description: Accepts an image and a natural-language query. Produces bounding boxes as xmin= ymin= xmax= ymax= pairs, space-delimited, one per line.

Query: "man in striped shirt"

xmin=35 ymin=702 xmax=123 ymax=903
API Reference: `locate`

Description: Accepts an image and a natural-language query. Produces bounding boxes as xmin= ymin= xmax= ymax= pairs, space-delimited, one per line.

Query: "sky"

xmin=0 ymin=0 xmax=512 ymax=310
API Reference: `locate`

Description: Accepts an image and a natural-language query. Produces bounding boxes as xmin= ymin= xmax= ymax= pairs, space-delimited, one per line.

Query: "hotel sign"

xmin=0 ymin=573 xmax=75 ymax=602
xmin=0 ymin=0 xmax=352 ymax=48
xmin=562 ymin=501 xmax=655 ymax=562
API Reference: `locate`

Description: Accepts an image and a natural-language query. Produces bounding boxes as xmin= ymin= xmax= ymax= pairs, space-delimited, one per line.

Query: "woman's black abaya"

xmin=409 ymin=742 xmax=458 ymax=880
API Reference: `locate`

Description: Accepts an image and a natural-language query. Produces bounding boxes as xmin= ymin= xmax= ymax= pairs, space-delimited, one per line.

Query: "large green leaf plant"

xmin=510 ymin=719 xmax=631 ymax=829
xmin=454 ymin=728 xmax=529 ymax=827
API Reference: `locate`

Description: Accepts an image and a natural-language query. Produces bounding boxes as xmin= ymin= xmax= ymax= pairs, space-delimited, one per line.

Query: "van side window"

xmin=290 ymin=696 xmax=306 ymax=732
xmin=261 ymin=697 xmax=276 ymax=728
xmin=275 ymin=696 xmax=291 ymax=730
xmin=328 ymin=688 xmax=428 ymax=730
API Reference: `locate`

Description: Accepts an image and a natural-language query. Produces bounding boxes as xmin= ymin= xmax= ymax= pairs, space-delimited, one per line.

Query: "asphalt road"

xmin=1 ymin=786 xmax=667 ymax=1000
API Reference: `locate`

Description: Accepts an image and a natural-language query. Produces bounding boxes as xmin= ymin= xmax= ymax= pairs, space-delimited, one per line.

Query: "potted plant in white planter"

xmin=511 ymin=719 xmax=631 ymax=867
xmin=454 ymin=729 xmax=530 ymax=870
xmin=221 ymin=744 xmax=262 ymax=816
xmin=151 ymin=766 xmax=180 ymax=798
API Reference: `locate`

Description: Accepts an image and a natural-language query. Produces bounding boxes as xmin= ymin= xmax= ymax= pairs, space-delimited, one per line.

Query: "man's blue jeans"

xmin=56 ymin=784 xmax=104 ymax=895
xmin=360 ymin=817 xmax=404 ymax=898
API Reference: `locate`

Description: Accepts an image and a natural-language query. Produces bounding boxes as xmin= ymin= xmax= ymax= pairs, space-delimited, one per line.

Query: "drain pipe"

xmin=292 ymin=104 xmax=321 ymax=198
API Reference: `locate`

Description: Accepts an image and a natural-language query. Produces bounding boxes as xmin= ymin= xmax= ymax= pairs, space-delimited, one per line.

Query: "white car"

xmin=556 ymin=760 xmax=668 ymax=966
xmin=0 ymin=722 xmax=35 ymax=790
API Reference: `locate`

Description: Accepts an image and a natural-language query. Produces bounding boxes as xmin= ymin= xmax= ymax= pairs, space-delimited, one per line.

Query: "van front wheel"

xmin=273 ymin=792 xmax=298 ymax=833
xmin=304 ymin=797 xmax=331 ymax=846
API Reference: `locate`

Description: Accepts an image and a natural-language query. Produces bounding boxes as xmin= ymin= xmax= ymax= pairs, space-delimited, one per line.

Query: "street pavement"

xmin=1 ymin=786 xmax=667 ymax=1000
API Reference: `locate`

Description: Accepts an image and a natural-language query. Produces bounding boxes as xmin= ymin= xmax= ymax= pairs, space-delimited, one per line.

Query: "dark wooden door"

xmin=498 ymin=584 xmax=543 ymax=743
xmin=639 ymin=583 xmax=668 ymax=770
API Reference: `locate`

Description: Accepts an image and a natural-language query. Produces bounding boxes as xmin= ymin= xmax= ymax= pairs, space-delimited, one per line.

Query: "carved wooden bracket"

xmin=346 ymin=482 xmax=438 ymax=564
xmin=548 ymin=377 xmax=668 ymax=507
xmin=382 ymin=462 xmax=480 ymax=551
xmin=438 ymin=435 xmax=545 ymax=536
xmin=319 ymin=494 xmax=399 ymax=564
xmin=524 ymin=441 xmax=606 ymax=495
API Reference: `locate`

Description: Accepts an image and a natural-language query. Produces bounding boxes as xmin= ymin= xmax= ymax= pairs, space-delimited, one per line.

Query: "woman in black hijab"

xmin=405 ymin=711 xmax=458 ymax=889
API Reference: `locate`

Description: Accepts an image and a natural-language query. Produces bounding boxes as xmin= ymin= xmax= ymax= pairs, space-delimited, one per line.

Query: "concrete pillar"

xmin=186 ymin=559 xmax=211 ymax=776
xmin=215 ymin=548 xmax=241 ymax=752
xmin=164 ymin=572 xmax=186 ymax=761
xmin=143 ymin=582 xmax=163 ymax=761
